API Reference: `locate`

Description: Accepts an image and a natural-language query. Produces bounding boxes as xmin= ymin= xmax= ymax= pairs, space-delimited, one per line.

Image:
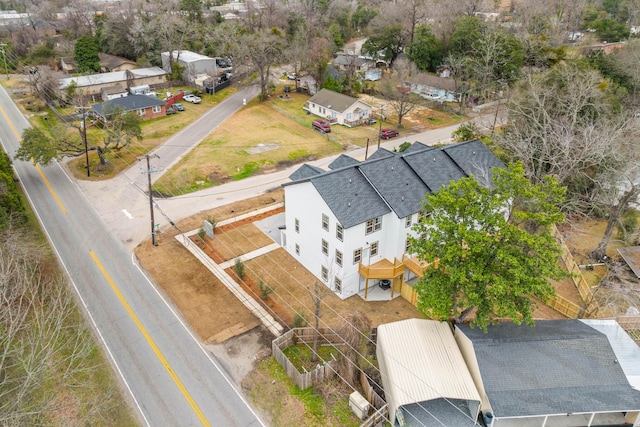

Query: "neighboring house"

xmin=455 ymin=319 xmax=640 ymax=427
xmin=281 ymin=139 xmax=504 ymax=300
xmin=407 ymin=72 xmax=460 ymax=102
xmin=332 ymin=54 xmax=371 ymax=73
xmin=58 ymin=67 xmax=168 ymax=100
xmin=92 ymin=95 xmax=167 ymax=121
xmin=101 ymin=85 xmax=128 ymax=101
xmin=377 ymin=319 xmax=482 ymax=427
xmin=98 ymin=53 xmax=136 ymax=72
xmin=377 ymin=318 xmax=640 ymax=427
xmin=303 ymin=88 xmax=373 ymax=127
xmin=161 ymin=50 xmax=218 ymax=84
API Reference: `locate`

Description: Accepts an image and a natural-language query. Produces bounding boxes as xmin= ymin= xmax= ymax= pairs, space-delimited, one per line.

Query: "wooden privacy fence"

xmin=272 ymin=327 xmax=339 ymax=390
xmin=550 ymin=225 xmax=600 ymax=317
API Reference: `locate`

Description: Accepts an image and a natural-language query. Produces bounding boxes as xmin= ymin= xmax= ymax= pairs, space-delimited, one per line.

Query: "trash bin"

xmin=284 ymin=86 xmax=291 ymax=93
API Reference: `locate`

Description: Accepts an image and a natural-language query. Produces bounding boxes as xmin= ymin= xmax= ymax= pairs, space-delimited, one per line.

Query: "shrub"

xmin=292 ymin=314 xmax=307 ymax=328
xmin=234 ymin=258 xmax=245 ymax=279
xmin=258 ymin=280 xmax=273 ymax=300
xmin=197 ymin=227 xmax=205 ymax=240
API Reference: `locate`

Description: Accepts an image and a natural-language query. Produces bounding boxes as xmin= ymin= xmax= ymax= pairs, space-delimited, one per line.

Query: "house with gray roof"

xmin=304 ymin=88 xmax=374 ymax=127
xmin=92 ymin=95 xmax=168 ymax=121
xmin=58 ymin=67 xmax=168 ymax=100
xmin=281 ymin=139 xmax=504 ymax=299
xmin=455 ymin=320 xmax=640 ymax=427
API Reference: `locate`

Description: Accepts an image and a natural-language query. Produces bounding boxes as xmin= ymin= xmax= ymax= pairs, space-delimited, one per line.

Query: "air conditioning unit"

xmin=349 ymin=391 xmax=370 ymax=420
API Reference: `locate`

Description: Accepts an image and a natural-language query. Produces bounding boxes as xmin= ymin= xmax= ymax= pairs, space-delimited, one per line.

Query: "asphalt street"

xmin=0 ymin=85 xmax=265 ymax=427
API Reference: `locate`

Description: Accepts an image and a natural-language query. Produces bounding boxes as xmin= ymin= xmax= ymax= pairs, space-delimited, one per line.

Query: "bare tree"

xmin=233 ymin=28 xmax=287 ymax=100
xmin=0 ymin=224 xmax=99 ymax=426
xmin=335 ymin=312 xmax=371 ymax=388
xmin=378 ymin=62 xmax=423 ymax=128
xmin=306 ymin=281 xmax=326 ymax=363
xmin=591 ymin=261 xmax=640 ymax=316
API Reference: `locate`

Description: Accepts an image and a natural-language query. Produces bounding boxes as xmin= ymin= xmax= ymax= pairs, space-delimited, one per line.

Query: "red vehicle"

xmin=380 ymin=128 xmax=399 ymax=139
xmin=312 ymin=120 xmax=331 ymax=133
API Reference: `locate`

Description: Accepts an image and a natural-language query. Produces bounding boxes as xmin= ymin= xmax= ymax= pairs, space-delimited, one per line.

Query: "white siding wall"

xmin=285 ymin=184 xmax=423 ymax=299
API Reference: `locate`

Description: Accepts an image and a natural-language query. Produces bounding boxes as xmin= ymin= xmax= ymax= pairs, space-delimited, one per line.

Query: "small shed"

xmin=617 ymin=246 xmax=640 ymax=278
xmin=377 ymin=319 xmax=481 ymax=426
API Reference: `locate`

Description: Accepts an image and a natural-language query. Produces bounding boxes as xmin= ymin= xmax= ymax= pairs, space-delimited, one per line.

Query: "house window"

xmin=152 ymin=106 xmax=161 ymax=113
xmin=334 ymin=277 xmax=342 ymax=293
xmin=370 ymin=241 xmax=379 ymax=256
xmin=335 ymin=250 xmax=343 ymax=267
xmin=336 ymin=224 xmax=343 ymax=241
xmin=346 ymin=112 xmax=352 ymax=120
xmin=321 ymin=266 xmax=328 ymax=282
xmin=331 ymin=111 xmax=336 ymax=118
xmin=365 ymin=217 xmax=382 ymax=235
xmin=295 ymin=244 xmax=300 ymax=255
xmin=405 ymin=238 xmax=410 ymax=253
xmin=322 ymin=214 xmax=329 ymax=231
xmin=353 ymin=248 xmax=362 ymax=264
xmin=405 ymin=215 xmax=412 ymax=228
xmin=322 ymin=239 xmax=329 ymax=255
xmin=137 ymin=109 xmax=146 ymax=116
xmin=295 ymin=218 xmax=300 ymax=233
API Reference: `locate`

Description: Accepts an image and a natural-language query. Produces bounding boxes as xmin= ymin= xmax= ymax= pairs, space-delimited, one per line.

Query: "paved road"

xmin=0 ymin=86 xmax=265 ymax=427
xmin=75 ymin=96 xmax=502 ymax=251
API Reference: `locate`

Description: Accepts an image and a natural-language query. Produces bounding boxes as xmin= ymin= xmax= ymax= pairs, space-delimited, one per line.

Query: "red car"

xmin=380 ymin=128 xmax=399 ymax=139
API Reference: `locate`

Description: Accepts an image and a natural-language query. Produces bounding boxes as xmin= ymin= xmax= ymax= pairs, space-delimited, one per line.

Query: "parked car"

xmin=380 ymin=128 xmax=399 ymax=139
xmin=312 ymin=120 xmax=331 ymax=133
xmin=287 ymin=73 xmax=298 ymax=80
xmin=174 ymin=103 xmax=185 ymax=111
xmin=183 ymin=94 xmax=201 ymax=104
xmin=166 ymin=106 xmax=177 ymax=115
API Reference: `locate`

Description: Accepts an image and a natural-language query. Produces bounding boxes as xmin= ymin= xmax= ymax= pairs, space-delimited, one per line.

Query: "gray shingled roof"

xmin=403 ymin=146 xmax=466 ymax=192
xmin=367 ymin=148 xmax=395 ymax=160
xmin=285 ymin=139 xmax=502 ymax=229
xmin=328 ymin=154 xmax=360 ymax=170
xmin=457 ymin=320 xmax=640 ymax=418
xmin=92 ymin=95 xmax=165 ymax=115
xmin=307 ymin=88 xmax=369 ymax=113
xmin=404 ymin=141 xmax=429 ymax=153
xmin=359 ymin=155 xmax=429 ymax=219
xmin=311 ymin=167 xmax=391 ymax=229
xmin=444 ymin=139 xmax=505 ymax=188
xmin=289 ymin=164 xmax=325 ymax=181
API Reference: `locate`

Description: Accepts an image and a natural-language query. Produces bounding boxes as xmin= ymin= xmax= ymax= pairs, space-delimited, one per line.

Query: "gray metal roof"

xmin=289 ymin=164 xmax=325 ymax=181
xmin=401 ymin=399 xmax=479 ymax=427
xmin=311 ymin=167 xmax=391 ymax=229
xmin=581 ymin=319 xmax=640 ymax=391
xmin=306 ymin=88 xmax=371 ymax=113
xmin=457 ymin=320 xmax=640 ymax=418
xmin=92 ymin=95 xmax=165 ymax=115
xmin=285 ymin=139 xmax=502 ymax=229
xmin=328 ymin=154 xmax=359 ymax=170
xmin=59 ymin=67 xmax=167 ymax=89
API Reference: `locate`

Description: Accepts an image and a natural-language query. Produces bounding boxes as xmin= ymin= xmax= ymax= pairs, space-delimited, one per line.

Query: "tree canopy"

xmin=408 ymin=25 xmax=443 ymax=72
xmin=409 ymin=163 xmax=566 ymax=331
xmin=74 ymin=36 xmax=100 ymax=73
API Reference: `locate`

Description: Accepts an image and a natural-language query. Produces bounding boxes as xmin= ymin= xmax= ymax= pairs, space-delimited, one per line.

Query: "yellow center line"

xmin=89 ymin=250 xmax=211 ymax=427
xmin=0 ymin=103 xmax=67 ymax=214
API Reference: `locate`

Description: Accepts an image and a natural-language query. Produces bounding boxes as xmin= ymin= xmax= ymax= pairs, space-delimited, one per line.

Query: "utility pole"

xmin=81 ymin=99 xmax=90 ymax=177
xmin=138 ymin=154 xmax=162 ymax=246
xmin=364 ymin=138 xmax=370 ymax=160
xmin=0 ymin=43 xmax=7 ymax=79
xmin=377 ymin=105 xmax=386 ymax=149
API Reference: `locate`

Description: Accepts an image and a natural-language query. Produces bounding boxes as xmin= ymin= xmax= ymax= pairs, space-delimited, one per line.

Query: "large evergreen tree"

xmin=74 ymin=36 xmax=100 ymax=73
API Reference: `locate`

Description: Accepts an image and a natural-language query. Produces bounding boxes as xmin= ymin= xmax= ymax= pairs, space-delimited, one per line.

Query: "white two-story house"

xmin=281 ymin=139 xmax=504 ymax=300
